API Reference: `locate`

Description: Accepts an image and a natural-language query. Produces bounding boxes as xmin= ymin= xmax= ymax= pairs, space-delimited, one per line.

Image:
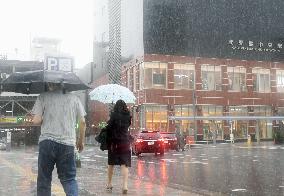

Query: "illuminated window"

xmin=143 ymin=105 xmax=167 ymax=131
xmin=174 ymin=105 xmax=194 ymax=133
xmin=174 ymin=64 xmax=195 ymax=89
xmin=201 ymin=65 xmax=221 ymax=91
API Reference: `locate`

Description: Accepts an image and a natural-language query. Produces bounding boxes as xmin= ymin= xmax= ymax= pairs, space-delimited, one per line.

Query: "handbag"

xmin=95 ymin=127 xmax=108 ymax=151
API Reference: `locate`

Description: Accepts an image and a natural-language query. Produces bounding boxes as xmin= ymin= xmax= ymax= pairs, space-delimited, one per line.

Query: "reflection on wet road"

xmin=80 ymin=142 xmax=284 ymax=195
xmin=0 ymin=143 xmax=283 ymax=195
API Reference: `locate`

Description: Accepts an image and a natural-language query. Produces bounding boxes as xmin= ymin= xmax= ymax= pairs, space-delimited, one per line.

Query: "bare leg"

xmin=121 ymin=165 xmax=128 ymax=190
xmin=107 ymin=165 xmax=114 ymax=187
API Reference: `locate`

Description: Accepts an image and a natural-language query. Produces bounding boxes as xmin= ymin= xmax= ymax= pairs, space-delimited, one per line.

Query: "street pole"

xmin=193 ymin=90 xmax=197 ymax=141
xmin=256 ymin=120 xmax=260 ymax=144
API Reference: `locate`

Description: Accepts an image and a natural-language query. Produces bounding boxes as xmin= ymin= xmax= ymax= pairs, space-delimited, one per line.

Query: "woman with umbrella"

xmin=104 ymin=99 xmax=132 ymax=194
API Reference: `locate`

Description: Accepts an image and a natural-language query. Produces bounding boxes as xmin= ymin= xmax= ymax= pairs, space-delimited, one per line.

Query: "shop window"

xmin=174 ymin=64 xmax=195 ymax=89
xmin=201 ymin=65 xmax=221 ymax=91
xmin=202 ymin=105 xmax=223 ymax=140
xmin=143 ymin=105 xmax=167 ymax=131
xmin=141 ymin=62 xmax=167 ymax=89
xmin=254 ymin=106 xmax=272 ymax=139
xmin=174 ymin=105 xmax=194 ymax=133
xmin=276 ymin=70 xmax=284 ymax=93
xmin=252 ymin=68 xmax=270 ymax=93
xmin=227 ymin=66 xmax=246 ymax=92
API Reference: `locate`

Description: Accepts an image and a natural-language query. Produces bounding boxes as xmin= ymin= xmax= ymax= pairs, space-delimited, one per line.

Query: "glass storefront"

xmin=254 ymin=106 xmax=272 ymax=139
xmin=174 ymin=105 xmax=194 ymax=135
xmin=141 ymin=105 xmax=168 ymax=131
xmin=229 ymin=106 xmax=248 ymax=139
xmin=202 ymin=105 xmax=223 ymax=140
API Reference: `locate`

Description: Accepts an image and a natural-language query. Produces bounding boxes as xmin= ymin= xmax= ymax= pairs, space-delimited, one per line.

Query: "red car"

xmin=160 ymin=132 xmax=178 ymax=151
xmin=132 ymin=131 xmax=165 ymax=156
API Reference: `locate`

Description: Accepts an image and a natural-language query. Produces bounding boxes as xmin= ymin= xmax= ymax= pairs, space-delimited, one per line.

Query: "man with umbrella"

xmin=1 ymin=70 xmax=89 ymax=196
xmin=30 ymin=82 xmax=86 ymax=196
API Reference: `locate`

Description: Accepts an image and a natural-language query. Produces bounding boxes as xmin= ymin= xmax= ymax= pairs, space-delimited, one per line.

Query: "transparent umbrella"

xmin=89 ymin=84 xmax=136 ymax=104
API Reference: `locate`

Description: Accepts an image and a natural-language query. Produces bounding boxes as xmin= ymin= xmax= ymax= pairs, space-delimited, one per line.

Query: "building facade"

xmin=93 ymin=0 xmax=284 ymax=141
xmin=0 ymin=60 xmax=43 ymax=145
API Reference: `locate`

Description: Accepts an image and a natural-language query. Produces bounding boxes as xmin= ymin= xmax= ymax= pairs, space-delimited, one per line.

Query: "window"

xmin=141 ymin=62 xmax=167 ymax=89
xmin=201 ymin=65 xmax=222 ymax=91
xmin=174 ymin=105 xmax=194 ymax=133
xmin=227 ymin=66 xmax=246 ymax=92
xmin=174 ymin=64 xmax=195 ymax=89
xmin=201 ymin=105 xmax=223 ymax=140
xmin=252 ymin=68 xmax=270 ymax=92
xmin=276 ymin=70 xmax=284 ymax=93
xmin=143 ymin=105 xmax=167 ymax=131
xmin=254 ymin=106 xmax=272 ymax=139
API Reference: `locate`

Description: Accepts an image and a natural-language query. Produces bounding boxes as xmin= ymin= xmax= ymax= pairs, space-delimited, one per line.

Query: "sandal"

xmin=122 ymin=189 xmax=128 ymax=194
xmin=106 ymin=186 xmax=113 ymax=192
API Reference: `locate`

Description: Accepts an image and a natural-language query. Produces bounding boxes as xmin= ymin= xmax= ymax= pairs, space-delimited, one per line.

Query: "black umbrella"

xmin=0 ymin=70 xmax=90 ymax=94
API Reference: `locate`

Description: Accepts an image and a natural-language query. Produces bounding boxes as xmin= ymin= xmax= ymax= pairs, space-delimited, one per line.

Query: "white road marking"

xmin=161 ymin=159 xmax=177 ymax=162
xmin=93 ymin=155 xmax=104 ymax=158
xmin=232 ymin=189 xmax=247 ymax=192
xmin=173 ymin=154 xmax=183 ymax=156
xmin=24 ymin=157 xmax=37 ymax=160
xmin=82 ymin=159 xmax=96 ymax=162
xmin=253 ymin=160 xmax=259 ymax=162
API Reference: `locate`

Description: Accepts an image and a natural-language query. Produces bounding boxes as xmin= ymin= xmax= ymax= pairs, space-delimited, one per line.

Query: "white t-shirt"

xmin=32 ymin=90 xmax=86 ymax=146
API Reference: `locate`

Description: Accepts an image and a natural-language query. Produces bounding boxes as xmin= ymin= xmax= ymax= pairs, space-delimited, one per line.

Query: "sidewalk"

xmin=75 ymin=163 xmax=202 ymax=196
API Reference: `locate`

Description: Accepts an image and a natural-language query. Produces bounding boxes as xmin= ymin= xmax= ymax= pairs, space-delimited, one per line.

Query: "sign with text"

xmin=0 ymin=117 xmax=17 ymax=124
xmin=45 ymin=56 xmax=74 ymax=72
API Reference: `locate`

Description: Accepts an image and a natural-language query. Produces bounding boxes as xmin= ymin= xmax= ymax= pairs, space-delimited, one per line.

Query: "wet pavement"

xmin=0 ymin=142 xmax=283 ymax=196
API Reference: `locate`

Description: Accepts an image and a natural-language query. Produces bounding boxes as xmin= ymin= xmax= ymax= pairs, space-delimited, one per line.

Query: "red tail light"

xmin=136 ymin=139 xmax=144 ymax=143
xmin=158 ymin=138 xmax=164 ymax=142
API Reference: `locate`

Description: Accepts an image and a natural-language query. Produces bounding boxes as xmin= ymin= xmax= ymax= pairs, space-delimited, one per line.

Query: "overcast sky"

xmin=0 ymin=0 xmax=94 ymax=68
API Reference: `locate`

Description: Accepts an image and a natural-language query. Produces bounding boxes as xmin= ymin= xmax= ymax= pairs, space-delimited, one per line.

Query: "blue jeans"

xmin=37 ymin=140 xmax=78 ymax=196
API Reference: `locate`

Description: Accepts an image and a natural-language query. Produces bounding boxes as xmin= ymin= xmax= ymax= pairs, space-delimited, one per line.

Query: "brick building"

xmin=92 ymin=0 xmax=284 ymax=141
